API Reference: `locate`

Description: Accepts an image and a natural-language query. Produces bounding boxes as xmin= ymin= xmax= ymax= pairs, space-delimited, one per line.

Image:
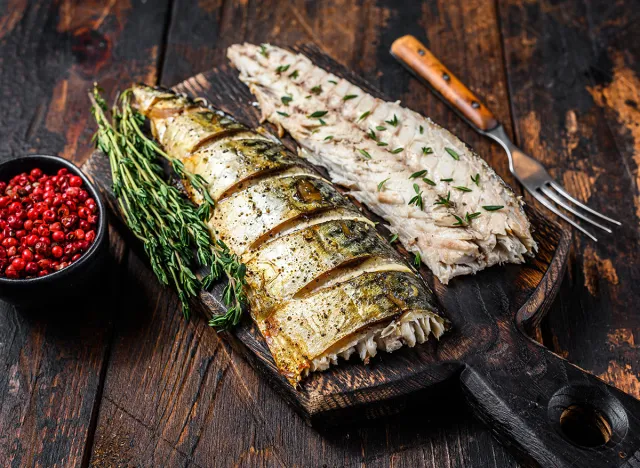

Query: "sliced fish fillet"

xmin=227 ymin=43 xmax=537 ymax=284
xmin=132 ymin=84 xmax=447 ymax=385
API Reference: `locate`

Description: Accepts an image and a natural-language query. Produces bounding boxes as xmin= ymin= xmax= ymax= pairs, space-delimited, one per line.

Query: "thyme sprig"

xmin=90 ymin=85 xmax=246 ymax=330
xmin=434 ymin=191 xmax=453 ymax=208
xmin=408 ymin=184 xmax=424 ymax=210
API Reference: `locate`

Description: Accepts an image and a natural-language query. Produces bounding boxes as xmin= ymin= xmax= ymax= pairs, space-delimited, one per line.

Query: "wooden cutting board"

xmin=83 ymin=45 xmax=640 ymax=468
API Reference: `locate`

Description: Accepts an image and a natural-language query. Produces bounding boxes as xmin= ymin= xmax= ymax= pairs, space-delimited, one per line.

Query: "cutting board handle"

xmin=390 ymin=35 xmax=498 ymax=132
xmin=461 ymin=329 xmax=640 ymax=467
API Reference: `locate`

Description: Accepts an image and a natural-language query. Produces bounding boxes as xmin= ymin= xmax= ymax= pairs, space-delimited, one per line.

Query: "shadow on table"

xmin=303 ymin=380 xmax=503 ymax=466
xmin=4 ymin=246 xmax=153 ymax=343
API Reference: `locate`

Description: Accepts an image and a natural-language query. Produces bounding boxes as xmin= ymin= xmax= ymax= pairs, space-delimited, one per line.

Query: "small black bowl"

xmin=0 ymin=154 xmax=109 ymax=309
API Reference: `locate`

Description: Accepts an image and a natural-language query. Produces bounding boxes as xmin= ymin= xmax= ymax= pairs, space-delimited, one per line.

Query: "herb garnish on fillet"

xmin=377 ymin=178 xmax=390 ymax=191
xmin=227 ymin=43 xmax=537 ymax=285
xmin=445 ymin=147 xmax=460 ymax=160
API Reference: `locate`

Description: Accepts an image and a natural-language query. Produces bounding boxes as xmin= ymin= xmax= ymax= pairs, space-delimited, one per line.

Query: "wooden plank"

xmin=496 ymin=0 xmax=640 ymax=398
xmin=0 ymin=0 xmax=172 ymax=466
xmin=86 ymin=1 xmax=572 ymax=466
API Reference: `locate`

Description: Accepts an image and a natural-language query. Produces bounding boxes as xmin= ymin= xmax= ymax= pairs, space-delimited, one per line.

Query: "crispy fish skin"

xmin=186 ymin=137 xmax=302 ymax=200
xmin=132 ymin=84 xmax=447 ymax=385
xmin=244 ymin=219 xmax=406 ymax=318
xmin=227 ymin=44 xmax=538 ymax=284
xmin=262 ymin=270 xmax=441 ymax=380
xmin=161 ymin=110 xmax=246 ymax=156
xmin=212 ymin=172 xmax=358 ymax=255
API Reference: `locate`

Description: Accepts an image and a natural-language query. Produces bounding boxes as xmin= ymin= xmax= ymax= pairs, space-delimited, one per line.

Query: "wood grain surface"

xmin=0 ymin=1 xmax=170 ymax=466
xmin=0 ymin=1 xmax=638 ymax=467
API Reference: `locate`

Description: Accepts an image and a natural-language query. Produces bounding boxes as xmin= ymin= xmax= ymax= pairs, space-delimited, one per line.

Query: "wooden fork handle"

xmin=391 ymin=35 xmax=499 ymax=132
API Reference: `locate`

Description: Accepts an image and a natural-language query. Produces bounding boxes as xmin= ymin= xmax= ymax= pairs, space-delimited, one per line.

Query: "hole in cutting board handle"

xmin=559 ymin=404 xmax=612 ymax=447
xmin=548 ymin=385 xmax=629 ymax=449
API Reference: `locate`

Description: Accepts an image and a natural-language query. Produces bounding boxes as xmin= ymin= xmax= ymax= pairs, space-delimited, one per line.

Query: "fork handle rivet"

xmin=442 ymin=72 xmax=450 ymax=82
xmin=471 ymin=101 xmax=480 ymax=109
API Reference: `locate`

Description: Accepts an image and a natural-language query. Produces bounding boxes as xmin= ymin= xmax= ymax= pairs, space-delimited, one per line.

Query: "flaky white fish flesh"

xmin=228 ymin=43 xmax=537 ymax=284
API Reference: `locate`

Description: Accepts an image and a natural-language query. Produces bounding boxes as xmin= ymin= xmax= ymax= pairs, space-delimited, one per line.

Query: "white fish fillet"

xmin=228 ymin=43 xmax=537 ymax=284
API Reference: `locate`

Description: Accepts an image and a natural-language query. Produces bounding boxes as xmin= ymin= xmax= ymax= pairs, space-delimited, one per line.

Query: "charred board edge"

xmin=517 ymin=208 xmax=572 ymax=336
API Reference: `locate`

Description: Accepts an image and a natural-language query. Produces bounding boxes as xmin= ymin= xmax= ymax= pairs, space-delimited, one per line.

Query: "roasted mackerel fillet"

xmin=227 ymin=44 xmax=537 ymax=284
xmin=132 ymin=84 xmax=447 ymax=385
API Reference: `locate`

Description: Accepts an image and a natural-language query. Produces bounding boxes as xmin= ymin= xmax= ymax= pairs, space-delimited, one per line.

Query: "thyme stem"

xmin=90 ymin=84 xmax=246 ymax=329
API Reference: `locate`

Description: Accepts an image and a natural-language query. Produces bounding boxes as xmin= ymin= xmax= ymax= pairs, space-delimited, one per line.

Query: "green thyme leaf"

xmin=289 ymin=70 xmax=299 ymax=79
xmin=276 ymin=111 xmax=289 ymax=117
xmin=441 ymin=178 xmax=453 ymax=182
xmin=390 ymin=147 xmax=404 ymax=154
xmin=471 ymin=173 xmax=480 ymax=186
xmin=465 ymin=212 xmax=481 ymax=222
xmin=482 ymin=205 xmax=504 ymax=211
xmin=358 ymin=149 xmax=372 ymax=159
xmin=385 ymin=114 xmax=399 ymax=127
xmin=445 ymin=147 xmax=460 ymax=160
xmin=343 ymin=94 xmax=358 ymax=101
xmin=409 ymin=182 xmax=424 ymax=210
xmin=434 ymin=192 xmax=452 ymax=207
xmin=422 ymin=177 xmax=436 ymax=186
xmin=311 ymin=85 xmax=322 ymax=95
xmin=453 ymin=186 xmax=472 ymax=192
xmin=377 ymin=142 xmax=388 ymax=146
xmin=259 ymin=44 xmax=269 ymax=57
xmin=409 ymin=170 xmax=427 ymax=179
xmin=281 ymin=95 xmax=292 ymax=106
xmin=308 ymin=110 xmax=328 ymax=118
xmin=276 ymin=64 xmax=290 ymax=73
xmin=377 ymin=178 xmax=390 ymax=191
xmin=328 ymin=79 xmax=338 ymax=84
xmin=376 ymin=125 xmax=386 ymax=131
xmin=389 ymin=233 xmax=398 ymax=243
xmin=422 ymin=147 xmax=433 ymax=154
xmin=358 ymin=110 xmax=371 ymax=122
xmin=419 ymin=125 xmax=424 ymax=134
xmin=413 ymin=252 xmax=421 ymax=266
xmin=324 ymin=135 xmax=333 ymax=141
xmin=408 ymin=194 xmax=423 ymax=210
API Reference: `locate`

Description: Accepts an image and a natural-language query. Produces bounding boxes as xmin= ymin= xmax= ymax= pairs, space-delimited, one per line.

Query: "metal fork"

xmin=482 ymin=126 xmax=620 ymax=240
xmin=391 ymin=35 xmax=620 ymax=241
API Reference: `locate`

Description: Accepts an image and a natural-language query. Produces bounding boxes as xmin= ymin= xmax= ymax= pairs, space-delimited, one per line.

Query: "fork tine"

xmin=548 ymin=181 xmax=622 ymax=226
xmin=540 ymin=186 xmax=612 ymax=233
xmin=530 ymin=189 xmax=598 ymax=241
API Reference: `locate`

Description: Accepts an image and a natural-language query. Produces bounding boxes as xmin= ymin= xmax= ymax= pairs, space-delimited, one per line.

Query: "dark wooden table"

xmin=0 ymin=1 xmax=637 ymax=466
